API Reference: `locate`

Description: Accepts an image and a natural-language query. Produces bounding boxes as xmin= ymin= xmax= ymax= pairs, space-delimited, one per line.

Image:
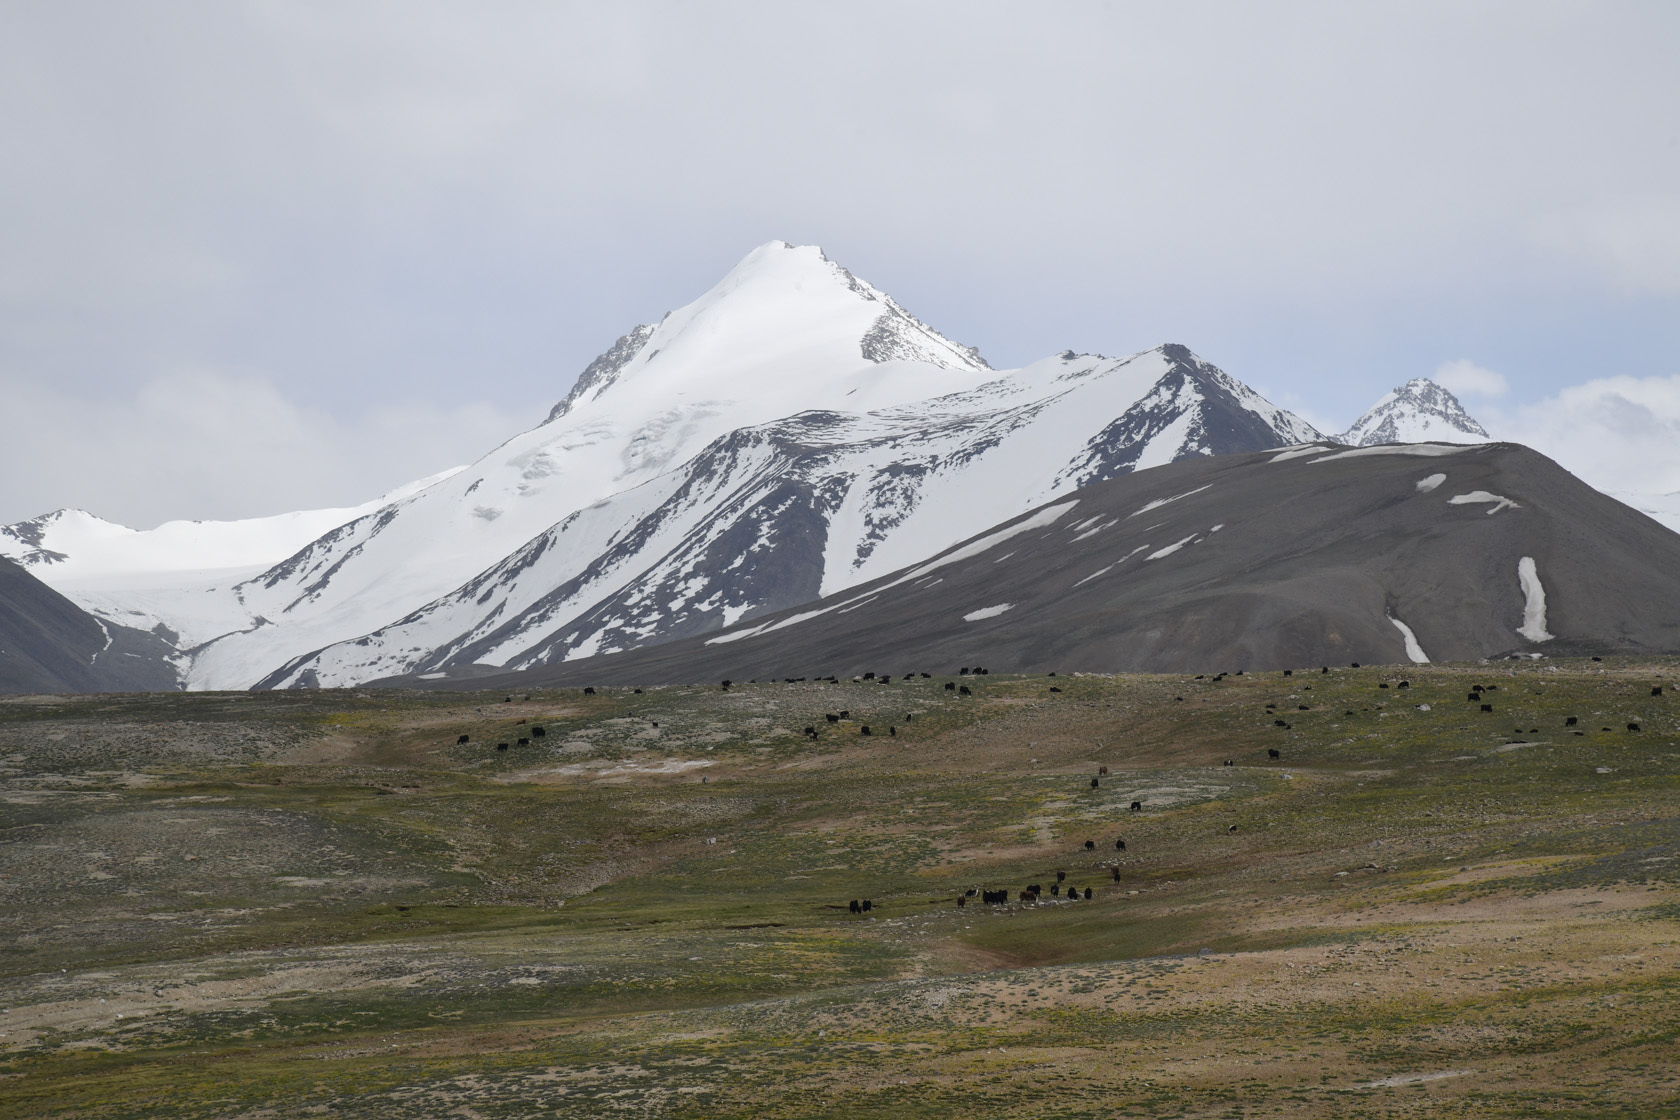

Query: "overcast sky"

xmin=4 ymin=1 xmax=1679 ymax=527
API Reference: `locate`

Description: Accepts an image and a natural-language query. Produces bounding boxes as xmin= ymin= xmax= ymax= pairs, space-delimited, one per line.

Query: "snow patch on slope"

xmin=1448 ymin=491 xmax=1520 ymax=514
xmin=1516 ymin=557 xmax=1554 ymax=642
xmin=1389 ymin=616 xmax=1430 ymax=663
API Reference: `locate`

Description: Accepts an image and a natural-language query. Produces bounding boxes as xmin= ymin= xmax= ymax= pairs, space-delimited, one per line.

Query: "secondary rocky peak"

xmin=1339 ymin=378 xmax=1491 ymax=446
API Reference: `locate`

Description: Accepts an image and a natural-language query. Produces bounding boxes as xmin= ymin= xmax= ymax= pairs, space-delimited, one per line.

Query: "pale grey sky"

xmin=4 ymin=1 xmax=1679 ymax=525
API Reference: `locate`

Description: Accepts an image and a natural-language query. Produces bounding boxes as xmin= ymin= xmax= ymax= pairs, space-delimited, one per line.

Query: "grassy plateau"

xmin=1 ymin=658 xmax=1677 ymax=1117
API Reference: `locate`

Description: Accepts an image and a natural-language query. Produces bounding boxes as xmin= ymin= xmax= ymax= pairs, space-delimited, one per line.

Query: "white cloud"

xmin=0 ymin=367 xmax=530 ymax=528
xmin=1433 ymin=359 xmax=1509 ymax=398
xmin=1500 ymin=374 xmax=1680 ymax=497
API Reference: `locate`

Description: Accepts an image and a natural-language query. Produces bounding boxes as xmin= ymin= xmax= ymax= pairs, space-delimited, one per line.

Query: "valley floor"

xmin=1 ymin=660 xmax=1677 ymax=1117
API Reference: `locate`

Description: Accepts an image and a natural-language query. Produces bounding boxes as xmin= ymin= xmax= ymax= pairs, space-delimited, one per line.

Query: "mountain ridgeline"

xmin=390 ymin=441 xmax=1680 ymax=689
xmin=5 ymin=242 xmax=1671 ymax=692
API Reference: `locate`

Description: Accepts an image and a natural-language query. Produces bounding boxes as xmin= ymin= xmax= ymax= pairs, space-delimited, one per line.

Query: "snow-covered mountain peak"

xmin=546 ymin=242 xmax=988 ymax=426
xmin=1339 ymin=378 xmax=1490 ymax=446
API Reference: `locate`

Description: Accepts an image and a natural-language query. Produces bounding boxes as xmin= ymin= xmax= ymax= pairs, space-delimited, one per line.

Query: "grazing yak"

xmin=456 ymin=734 xmax=470 ymax=745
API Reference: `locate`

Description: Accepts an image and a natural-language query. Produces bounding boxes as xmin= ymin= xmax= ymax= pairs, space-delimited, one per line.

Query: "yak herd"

xmin=441 ymin=669 xmax=1665 ymax=924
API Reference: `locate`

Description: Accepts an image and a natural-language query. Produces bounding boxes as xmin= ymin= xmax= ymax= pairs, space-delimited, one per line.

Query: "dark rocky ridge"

xmin=383 ymin=443 xmax=1680 ymax=688
xmin=0 ymin=556 xmax=180 ymax=693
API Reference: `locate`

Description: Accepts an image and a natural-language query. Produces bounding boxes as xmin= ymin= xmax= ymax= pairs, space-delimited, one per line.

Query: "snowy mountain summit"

xmin=1338 ymin=378 xmax=1490 ymax=446
xmin=3 ymin=241 xmax=1325 ymax=690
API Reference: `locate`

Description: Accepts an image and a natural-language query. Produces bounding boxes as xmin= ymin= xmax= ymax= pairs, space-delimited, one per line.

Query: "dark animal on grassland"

xmin=1049 ymin=686 xmax=1062 ymax=693
xmin=1111 ymin=867 xmax=1122 ymax=882
xmin=861 ymin=900 xmax=872 ymax=912
xmin=1091 ymin=777 xmax=1099 ymax=788
xmin=1566 ymin=716 xmax=1578 ymax=726
xmin=497 ymin=743 xmax=508 ymax=751
xmin=849 ymin=900 xmax=860 ymax=914
xmin=1115 ymin=839 xmax=1126 ymax=850
xmin=1655 ymin=686 xmax=1665 ymax=696
xmin=532 ymin=726 xmax=546 ymax=737
xmin=517 ymin=737 xmax=529 ymax=746
xmin=1098 ymin=765 xmax=1108 ymax=775
xmin=1083 ymin=887 xmax=1092 ymax=900
xmin=456 ymin=734 xmax=469 ymax=744
xmin=1481 ymin=704 xmax=1494 ymax=712
xmin=827 ymin=713 xmax=839 ymax=723
xmin=959 ymin=685 xmax=971 ymax=695
xmin=1130 ymin=801 xmax=1142 ymax=812
xmin=584 ymin=687 xmax=595 ymax=695
xmin=861 ymin=726 xmax=871 ymax=735
xmin=1056 ymin=871 xmax=1066 ymax=881
xmin=956 ymin=896 xmax=965 ymax=908
xmin=1084 ymin=840 xmax=1095 ymax=850
xmin=1268 ymin=749 xmax=1280 ymax=759
xmin=1629 ymin=722 xmax=1642 ymax=731
xmin=945 ymin=682 xmax=955 ymax=690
